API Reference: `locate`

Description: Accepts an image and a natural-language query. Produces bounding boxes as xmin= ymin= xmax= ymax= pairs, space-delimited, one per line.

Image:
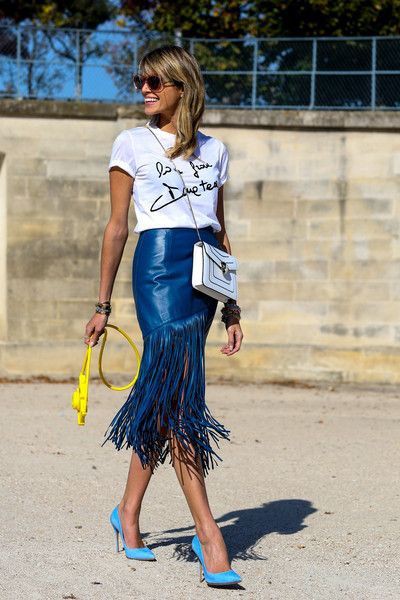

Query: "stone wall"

xmin=1 ymin=100 xmax=400 ymax=384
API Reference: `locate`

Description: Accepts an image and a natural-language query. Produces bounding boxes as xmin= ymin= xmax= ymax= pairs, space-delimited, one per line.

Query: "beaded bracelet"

xmin=95 ymin=301 xmax=112 ymax=315
xmin=221 ymin=300 xmax=241 ymax=324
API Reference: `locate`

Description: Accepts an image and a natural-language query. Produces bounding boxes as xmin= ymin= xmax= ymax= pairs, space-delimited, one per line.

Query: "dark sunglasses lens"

xmin=148 ymin=76 xmax=162 ymax=91
xmin=133 ymin=75 xmax=162 ymax=91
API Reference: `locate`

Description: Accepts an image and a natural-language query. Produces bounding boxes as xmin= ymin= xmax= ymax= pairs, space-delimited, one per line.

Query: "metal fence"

xmin=1 ymin=24 xmax=400 ymax=109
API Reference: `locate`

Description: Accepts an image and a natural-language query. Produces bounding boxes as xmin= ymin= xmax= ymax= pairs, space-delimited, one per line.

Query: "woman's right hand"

xmin=84 ymin=313 xmax=109 ymax=347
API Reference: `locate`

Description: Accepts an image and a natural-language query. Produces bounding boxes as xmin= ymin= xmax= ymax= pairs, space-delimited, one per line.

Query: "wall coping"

xmin=1 ymin=99 xmax=400 ymax=131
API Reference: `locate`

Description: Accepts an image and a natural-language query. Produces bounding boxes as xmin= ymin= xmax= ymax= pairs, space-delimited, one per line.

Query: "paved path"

xmin=0 ymin=382 xmax=399 ymax=599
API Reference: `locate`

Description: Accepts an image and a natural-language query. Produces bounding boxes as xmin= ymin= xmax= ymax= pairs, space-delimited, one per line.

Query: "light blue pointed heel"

xmin=110 ymin=505 xmax=156 ymax=561
xmin=191 ymin=534 xmax=242 ymax=587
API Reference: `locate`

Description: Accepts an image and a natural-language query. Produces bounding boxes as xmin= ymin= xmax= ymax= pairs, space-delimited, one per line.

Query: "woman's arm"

xmin=214 ymin=185 xmax=244 ymax=356
xmin=84 ymin=167 xmax=133 ymax=347
xmin=215 ymin=185 xmax=232 ymax=253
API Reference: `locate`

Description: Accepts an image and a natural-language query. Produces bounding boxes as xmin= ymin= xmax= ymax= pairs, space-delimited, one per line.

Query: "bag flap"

xmin=202 ymin=242 xmax=238 ymax=270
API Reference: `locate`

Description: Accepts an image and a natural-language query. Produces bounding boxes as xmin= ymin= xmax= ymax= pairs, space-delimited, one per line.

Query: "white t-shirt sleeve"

xmin=108 ymin=130 xmax=136 ymax=178
xmin=218 ymin=141 xmax=229 ymax=187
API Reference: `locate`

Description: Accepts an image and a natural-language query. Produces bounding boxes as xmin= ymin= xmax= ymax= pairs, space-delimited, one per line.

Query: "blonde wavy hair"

xmin=139 ymin=45 xmax=205 ymax=160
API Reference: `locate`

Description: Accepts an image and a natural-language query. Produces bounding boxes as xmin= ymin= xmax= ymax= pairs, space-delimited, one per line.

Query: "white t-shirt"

xmin=108 ymin=121 xmax=229 ymax=234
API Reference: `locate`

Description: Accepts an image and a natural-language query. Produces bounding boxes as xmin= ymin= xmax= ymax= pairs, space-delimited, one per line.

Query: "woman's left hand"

xmin=220 ymin=317 xmax=243 ymax=356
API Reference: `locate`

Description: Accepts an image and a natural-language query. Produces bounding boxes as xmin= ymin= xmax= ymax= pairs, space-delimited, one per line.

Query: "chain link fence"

xmin=0 ymin=24 xmax=399 ymax=109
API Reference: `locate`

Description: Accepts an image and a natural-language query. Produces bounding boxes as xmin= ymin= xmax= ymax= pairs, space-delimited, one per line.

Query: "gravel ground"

xmin=0 ymin=381 xmax=399 ymax=600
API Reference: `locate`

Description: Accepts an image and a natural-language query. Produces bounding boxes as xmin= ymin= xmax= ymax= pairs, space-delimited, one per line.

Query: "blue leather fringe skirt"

xmin=102 ymin=226 xmax=230 ymax=476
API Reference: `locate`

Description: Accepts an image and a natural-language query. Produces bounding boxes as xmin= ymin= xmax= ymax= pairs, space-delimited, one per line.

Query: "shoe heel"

xmin=109 ymin=506 xmax=156 ymax=561
xmin=113 ymin=526 xmax=120 ymax=553
xmin=192 ymin=534 xmax=242 ymax=587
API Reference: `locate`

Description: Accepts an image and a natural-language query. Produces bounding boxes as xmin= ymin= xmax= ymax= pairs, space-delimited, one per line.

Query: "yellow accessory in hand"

xmin=71 ymin=324 xmax=141 ymax=426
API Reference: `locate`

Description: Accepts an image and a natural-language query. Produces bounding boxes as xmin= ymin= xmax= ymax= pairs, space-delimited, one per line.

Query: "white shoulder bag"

xmin=145 ymin=125 xmax=238 ymax=303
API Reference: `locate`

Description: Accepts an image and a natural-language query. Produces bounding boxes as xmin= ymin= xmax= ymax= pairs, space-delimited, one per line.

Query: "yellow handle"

xmin=98 ymin=324 xmax=141 ymax=391
xmin=71 ymin=324 xmax=141 ymax=426
xmin=71 ymin=345 xmax=92 ymax=425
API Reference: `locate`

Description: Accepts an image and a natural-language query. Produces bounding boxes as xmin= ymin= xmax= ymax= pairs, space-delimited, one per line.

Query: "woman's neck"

xmin=156 ymin=113 xmax=177 ymax=134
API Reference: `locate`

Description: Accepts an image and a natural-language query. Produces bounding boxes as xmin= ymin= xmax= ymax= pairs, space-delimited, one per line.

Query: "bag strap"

xmin=145 ymin=124 xmax=204 ymax=244
xmin=71 ymin=324 xmax=142 ymax=426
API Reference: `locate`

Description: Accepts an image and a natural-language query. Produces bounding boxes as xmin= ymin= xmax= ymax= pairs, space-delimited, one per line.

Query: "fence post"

xmin=133 ymin=34 xmax=138 ymax=73
xmin=371 ymin=37 xmax=376 ymax=110
xmin=133 ymin=35 xmax=138 ymax=104
xmin=174 ymin=29 xmax=182 ymax=47
xmin=310 ymin=38 xmax=317 ymax=109
xmin=75 ymin=29 xmax=80 ymax=100
xmin=251 ymin=37 xmax=258 ymax=109
xmin=16 ymin=26 xmax=22 ymax=99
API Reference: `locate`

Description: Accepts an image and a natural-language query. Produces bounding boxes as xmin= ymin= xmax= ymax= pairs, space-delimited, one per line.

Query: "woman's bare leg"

xmin=118 ymin=451 xmax=153 ymax=548
xmin=169 ymin=434 xmax=231 ymax=573
xmin=118 ymin=367 xmax=169 ymax=548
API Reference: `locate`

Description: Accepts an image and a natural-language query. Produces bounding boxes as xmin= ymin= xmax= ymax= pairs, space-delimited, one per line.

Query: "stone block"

xmin=71 ymin=219 xmax=103 ymax=240
xmin=56 ymin=300 xmax=94 ymax=319
xmin=392 ymin=153 xmax=400 ymax=176
xmin=307 ymin=219 xmax=341 ymax=240
xmin=47 ymin=159 xmax=107 ymax=180
xmin=112 ymin=299 xmax=135 ymax=318
xmin=236 ymin=198 xmax=294 ymax=219
xmin=238 ymin=321 xmax=291 ymax=344
xmin=79 ymin=180 xmax=109 ymax=200
xmin=11 ymin=159 xmax=46 ymax=177
xmin=290 ymin=322 xmax=391 ymax=347
xmin=8 ymin=217 xmax=74 ymax=241
xmin=329 ymin=301 xmax=400 ymax=324
xmin=310 ymin=345 xmax=400 ymax=382
xmin=291 ymin=239 xmax=341 ymax=261
xmin=250 ymin=217 xmax=307 ymax=240
xmin=259 ymin=300 xmax=328 ymax=323
xmin=291 ymin=180 xmax=340 ymax=201
xmin=390 ymin=281 xmax=400 ymax=300
xmin=8 ymin=299 xmax=58 ymax=323
xmin=339 ymin=239 xmax=392 ymax=261
xmin=346 ymin=198 xmax=394 ymax=217
xmin=275 ymin=260 xmax=328 ymax=280
xmin=8 ymin=277 xmax=98 ymax=301
xmin=348 ymin=179 xmax=400 ymax=201
xmin=238 ymin=260 xmax=275 ymax=282
xmin=238 ymin=280 xmax=294 ymax=301
xmin=8 ymin=176 xmax=27 ymax=198
xmin=296 ymin=199 xmax=341 ymax=219
xmin=330 ymin=259 xmax=400 ymax=281
xmin=344 ymin=217 xmax=400 ymax=241
xmin=295 ymin=279 xmax=390 ymax=302
xmin=337 ymin=323 xmax=392 ymax=344
xmin=7 ymin=252 xmax=99 ymax=280
xmin=224 ymin=218 xmax=251 ymax=238
xmin=26 ymin=177 xmax=80 ymax=202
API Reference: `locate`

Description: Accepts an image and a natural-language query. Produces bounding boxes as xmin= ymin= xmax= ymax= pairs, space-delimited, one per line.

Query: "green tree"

xmin=0 ymin=0 xmax=114 ymax=28
xmin=120 ymin=0 xmax=247 ymax=38
xmin=119 ymin=0 xmax=400 ymax=38
xmin=247 ymin=0 xmax=400 ymax=37
xmin=0 ymin=0 xmax=116 ymax=98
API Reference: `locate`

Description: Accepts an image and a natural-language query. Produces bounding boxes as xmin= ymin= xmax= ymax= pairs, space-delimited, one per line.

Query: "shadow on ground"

xmin=148 ymin=499 xmax=317 ymax=562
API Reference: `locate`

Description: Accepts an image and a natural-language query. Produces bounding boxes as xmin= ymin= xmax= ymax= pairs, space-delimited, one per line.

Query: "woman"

xmin=84 ymin=45 xmax=243 ymax=587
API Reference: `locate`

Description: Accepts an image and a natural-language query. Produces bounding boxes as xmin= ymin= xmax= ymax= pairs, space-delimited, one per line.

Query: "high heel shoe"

xmin=110 ymin=506 xmax=156 ymax=561
xmin=191 ymin=534 xmax=242 ymax=587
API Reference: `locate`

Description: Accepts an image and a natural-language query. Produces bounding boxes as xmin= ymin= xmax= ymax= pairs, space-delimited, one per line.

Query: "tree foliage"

xmin=3 ymin=0 xmax=400 ymax=37
xmin=0 ymin=0 xmax=115 ymax=29
xmin=120 ymin=0 xmax=400 ymax=38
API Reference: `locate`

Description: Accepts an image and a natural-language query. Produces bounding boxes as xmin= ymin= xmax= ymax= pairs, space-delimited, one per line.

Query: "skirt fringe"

xmin=101 ymin=309 xmax=230 ymax=476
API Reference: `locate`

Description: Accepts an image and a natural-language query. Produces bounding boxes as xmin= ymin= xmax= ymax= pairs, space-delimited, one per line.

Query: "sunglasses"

xmin=133 ymin=74 xmax=180 ymax=93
